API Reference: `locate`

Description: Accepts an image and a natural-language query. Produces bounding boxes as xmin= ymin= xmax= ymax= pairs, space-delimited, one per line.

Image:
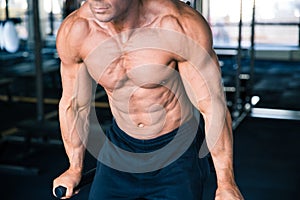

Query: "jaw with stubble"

xmin=87 ymin=0 xmax=137 ymax=23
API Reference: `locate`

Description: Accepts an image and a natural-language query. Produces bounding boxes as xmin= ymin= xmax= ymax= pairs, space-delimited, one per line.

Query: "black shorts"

xmin=89 ymin=117 xmax=210 ymax=200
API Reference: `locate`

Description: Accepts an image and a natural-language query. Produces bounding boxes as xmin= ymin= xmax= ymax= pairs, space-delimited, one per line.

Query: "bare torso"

xmin=54 ymin=2 xmax=243 ymax=199
xmin=59 ymin=0 xmax=198 ymax=139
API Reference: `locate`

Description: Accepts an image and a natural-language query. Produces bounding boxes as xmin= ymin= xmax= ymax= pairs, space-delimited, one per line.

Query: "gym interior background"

xmin=0 ymin=0 xmax=299 ymax=199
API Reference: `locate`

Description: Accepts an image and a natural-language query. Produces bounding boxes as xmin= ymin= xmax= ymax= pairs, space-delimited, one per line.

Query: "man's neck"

xmin=108 ymin=0 xmax=144 ymax=33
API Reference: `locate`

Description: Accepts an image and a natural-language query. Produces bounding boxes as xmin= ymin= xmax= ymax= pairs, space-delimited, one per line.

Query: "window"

xmin=202 ymin=0 xmax=300 ymax=48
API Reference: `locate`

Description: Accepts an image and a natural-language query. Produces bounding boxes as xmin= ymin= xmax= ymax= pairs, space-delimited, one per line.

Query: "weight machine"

xmin=207 ymin=0 xmax=257 ymax=129
xmin=0 ymin=0 xmax=60 ymax=175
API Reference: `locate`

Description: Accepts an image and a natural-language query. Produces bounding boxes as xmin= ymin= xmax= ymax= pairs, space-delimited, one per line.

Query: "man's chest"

xmin=83 ymin=40 xmax=179 ymax=91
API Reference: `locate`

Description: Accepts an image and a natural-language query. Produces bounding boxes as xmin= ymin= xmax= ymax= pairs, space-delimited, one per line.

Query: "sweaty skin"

xmin=53 ymin=0 xmax=244 ymax=199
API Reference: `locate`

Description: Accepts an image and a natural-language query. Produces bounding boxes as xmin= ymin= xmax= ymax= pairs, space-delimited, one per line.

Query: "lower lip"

xmin=94 ymin=8 xmax=108 ymax=13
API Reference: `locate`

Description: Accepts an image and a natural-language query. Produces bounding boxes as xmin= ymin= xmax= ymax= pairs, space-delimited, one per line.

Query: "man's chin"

xmin=93 ymin=13 xmax=113 ymax=23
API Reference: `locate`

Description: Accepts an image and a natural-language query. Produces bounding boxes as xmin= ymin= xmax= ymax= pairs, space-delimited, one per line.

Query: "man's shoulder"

xmin=56 ymin=9 xmax=91 ymax=52
xmin=56 ymin=9 xmax=92 ymax=63
xmin=149 ymin=0 xmax=205 ymax=31
xmin=58 ymin=12 xmax=90 ymax=38
xmin=148 ymin=0 xmax=213 ymax=52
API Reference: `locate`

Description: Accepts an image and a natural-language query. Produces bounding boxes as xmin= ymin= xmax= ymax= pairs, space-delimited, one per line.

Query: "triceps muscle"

xmin=178 ymin=53 xmax=227 ymax=154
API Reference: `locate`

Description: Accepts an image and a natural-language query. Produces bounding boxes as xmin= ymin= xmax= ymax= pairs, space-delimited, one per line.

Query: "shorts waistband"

xmin=106 ymin=117 xmax=203 ymax=153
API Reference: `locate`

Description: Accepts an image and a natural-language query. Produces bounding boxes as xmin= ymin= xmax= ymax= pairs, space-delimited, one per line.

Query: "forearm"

xmin=209 ymin=109 xmax=235 ymax=186
xmin=197 ymin=94 xmax=235 ymax=184
xmin=59 ymin=99 xmax=91 ymax=172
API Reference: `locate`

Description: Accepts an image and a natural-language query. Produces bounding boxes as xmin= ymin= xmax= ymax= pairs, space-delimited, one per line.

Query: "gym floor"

xmin=0 ymin=53 xmax=300 ymax=199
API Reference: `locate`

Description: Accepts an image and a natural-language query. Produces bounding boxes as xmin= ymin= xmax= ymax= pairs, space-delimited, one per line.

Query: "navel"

xmin=137 ymin=123 xmax=145 ymax=128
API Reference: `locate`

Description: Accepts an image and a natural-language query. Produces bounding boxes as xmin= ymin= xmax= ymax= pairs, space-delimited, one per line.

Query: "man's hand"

xmin=53 ymin=168 xmax=82 ymax=199
xmin=215 ymin=183 xmax=244 ymax=200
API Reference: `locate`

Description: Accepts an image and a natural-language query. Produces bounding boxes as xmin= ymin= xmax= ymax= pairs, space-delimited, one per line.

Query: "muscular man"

xmin=53 ymin=0 xmax=244 ymax=199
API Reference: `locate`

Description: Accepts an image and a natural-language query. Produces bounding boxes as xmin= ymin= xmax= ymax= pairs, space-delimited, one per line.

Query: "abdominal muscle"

xmin=106 ymin=77 xmax=194 ymax=140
